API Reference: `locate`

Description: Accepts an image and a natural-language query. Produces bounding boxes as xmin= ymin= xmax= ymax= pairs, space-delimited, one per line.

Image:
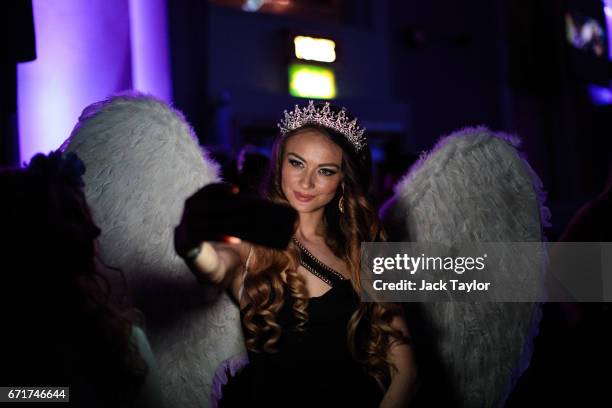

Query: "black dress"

xmin=219 ymin=278 xmax=383 ymax=407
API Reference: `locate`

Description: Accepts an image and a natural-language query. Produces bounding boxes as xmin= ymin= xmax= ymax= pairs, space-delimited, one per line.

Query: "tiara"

xmin=277 ymin=101 xmax=367 ymax=152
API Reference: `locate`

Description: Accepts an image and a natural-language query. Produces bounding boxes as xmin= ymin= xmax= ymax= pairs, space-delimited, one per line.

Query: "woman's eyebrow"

xmin=287 ymin=152 xmax=341 ymax=169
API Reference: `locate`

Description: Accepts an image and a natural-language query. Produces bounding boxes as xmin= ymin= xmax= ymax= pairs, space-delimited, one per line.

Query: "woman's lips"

xmin=294 ymin=191 xmax=315 ymax=202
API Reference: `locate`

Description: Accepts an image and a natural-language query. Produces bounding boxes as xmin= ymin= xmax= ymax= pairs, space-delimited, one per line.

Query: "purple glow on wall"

xmin=17 ymin=0 xmax=173 ymax=164
xmin=604 ymin=1 xmax=612 ymax=60
xmin=129 ymin=0 xmax=172 ymax=102
xmin=17 ymin=0 xmax=132 ymax=163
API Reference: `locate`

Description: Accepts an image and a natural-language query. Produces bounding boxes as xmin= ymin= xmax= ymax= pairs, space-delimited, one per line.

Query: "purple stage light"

xmin=17 ymin=0 xmax=172 ymax=164
xmin=17 ymin=0 xmax=132 ymax=164
xmin=129 ymin=0 xmax=172 ymax=102
xmin=588 ymin=84 xmax=612 ymax=105
xmin=604 ymin=0 xmax=612 ymax=60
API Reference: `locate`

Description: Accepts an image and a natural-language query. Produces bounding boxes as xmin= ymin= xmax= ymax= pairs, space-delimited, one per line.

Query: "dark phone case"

xmin=190 ymin=183 xmax=297 ymax=249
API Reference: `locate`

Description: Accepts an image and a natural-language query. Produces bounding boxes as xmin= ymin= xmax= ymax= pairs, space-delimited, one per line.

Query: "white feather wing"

xmin=63 ymin=93 xmax=242 ymax=408
xmin=382 ymin=126 xmax=549 ymax=407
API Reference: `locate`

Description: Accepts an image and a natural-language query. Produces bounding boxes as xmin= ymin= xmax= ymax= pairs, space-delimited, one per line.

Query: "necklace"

xmin=292 ymin=237 xmax=346 ymax=287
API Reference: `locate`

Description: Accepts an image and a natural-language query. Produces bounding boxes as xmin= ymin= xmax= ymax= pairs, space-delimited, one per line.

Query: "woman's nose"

xmin=299 ymin=170 xmax=315 ymax=189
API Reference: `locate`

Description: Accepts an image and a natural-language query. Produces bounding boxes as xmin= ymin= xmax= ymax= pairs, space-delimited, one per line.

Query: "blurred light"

xmin=294 ymin=36 xmax=336 ymax=63
xmin=223 ymin=236 xmax=242 ymax=244
xmin=242 ymin=0 xmax=265 ymax=12
xmin=18 ymin=0 xmax=132 ymax=164
xmin=370 ymin=145 xmax=383 ymax=162
xmin=604 ymin=1 xmax=612 ymax=60
xmin=129 ymin=0 xmax=172 ymax=102
xmin=17 ymin=0 xmax=172 ymax=164
xmin=289 ymin=64 xmax=336 ymax=99
xmin=587 ymin=84 xmax=612 ymax=105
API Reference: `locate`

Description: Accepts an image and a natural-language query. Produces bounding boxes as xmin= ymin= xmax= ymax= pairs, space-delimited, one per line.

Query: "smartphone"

xmin=181 ymin=183 xmax=297 ymax=250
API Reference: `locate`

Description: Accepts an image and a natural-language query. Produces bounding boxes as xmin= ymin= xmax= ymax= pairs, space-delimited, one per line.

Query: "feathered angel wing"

xmin=381 ymin=126 xmax=550 ymax=407
xmin=62 ymin=93 xmax=243 ymax=408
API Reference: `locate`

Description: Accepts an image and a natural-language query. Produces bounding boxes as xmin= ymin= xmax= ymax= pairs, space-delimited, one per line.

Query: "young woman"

xmin=183 ymin=102 xmax=416 ymax=406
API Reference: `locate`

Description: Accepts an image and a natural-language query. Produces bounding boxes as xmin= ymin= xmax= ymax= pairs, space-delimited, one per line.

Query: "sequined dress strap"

xmin=293 ymin=237 xmax=346 ymax=287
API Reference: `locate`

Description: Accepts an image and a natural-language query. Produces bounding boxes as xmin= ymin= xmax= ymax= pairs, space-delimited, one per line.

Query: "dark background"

xmin=166 ymin=0 xmax=611 ymax=241
xmin=3 ymin=0 xmax=611 ymax=239
xmin=1 ymin=1 xmax=611 ymax=405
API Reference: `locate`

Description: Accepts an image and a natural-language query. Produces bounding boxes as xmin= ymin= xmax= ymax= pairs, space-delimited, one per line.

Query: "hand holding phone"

xmin=174 ymin=183 xmax=297 ymax=261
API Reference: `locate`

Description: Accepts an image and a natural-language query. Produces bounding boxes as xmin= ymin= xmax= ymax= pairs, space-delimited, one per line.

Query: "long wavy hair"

xmin=0 ymin=152 xmax=147 ymax=407
xmin=241 ymin=110 xmax=408 ymax=389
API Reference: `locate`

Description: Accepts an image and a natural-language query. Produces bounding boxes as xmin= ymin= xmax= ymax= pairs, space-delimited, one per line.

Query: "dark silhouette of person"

xmin=0 ymin=151 xmax=164 ymax=407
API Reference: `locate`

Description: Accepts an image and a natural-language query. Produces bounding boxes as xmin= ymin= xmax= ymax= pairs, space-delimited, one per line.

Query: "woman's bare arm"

xmin=191 ymin=242 xmax=250 ymax=301
xmin=379 ymin=316 xmax=417 ymax=408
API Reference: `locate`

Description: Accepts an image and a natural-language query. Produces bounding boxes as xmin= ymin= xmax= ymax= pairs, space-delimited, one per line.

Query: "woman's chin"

xmin=291 ymin=202 xmax=314 ymax=212
xmin=288 ymin=199 xmax=321 ymax=213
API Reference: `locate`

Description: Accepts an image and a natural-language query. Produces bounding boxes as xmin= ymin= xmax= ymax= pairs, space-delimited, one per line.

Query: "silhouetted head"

xmin=1 ymin=151 xmax=100 ymax=293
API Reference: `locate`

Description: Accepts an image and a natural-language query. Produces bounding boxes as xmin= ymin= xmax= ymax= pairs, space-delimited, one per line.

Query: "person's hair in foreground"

xmin=242 ymin=102 xmax=409 ymax=388
xmin=0 ymin=152 xmax=147 ymax=407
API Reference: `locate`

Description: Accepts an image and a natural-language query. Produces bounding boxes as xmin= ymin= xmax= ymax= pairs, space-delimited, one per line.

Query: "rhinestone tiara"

xmin=277 ymin=101 xmax=367 ymax=152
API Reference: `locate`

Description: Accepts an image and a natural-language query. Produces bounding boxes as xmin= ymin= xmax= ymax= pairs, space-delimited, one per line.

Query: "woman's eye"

xmin=289 ymin=159 xmax=303 ymax=168
xmin=319 ymin=168 xmax=336 ymax=176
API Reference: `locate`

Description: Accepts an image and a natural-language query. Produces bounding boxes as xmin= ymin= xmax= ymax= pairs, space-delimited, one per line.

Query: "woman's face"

xmin=281 ymin=130 xmax=343 ymax=214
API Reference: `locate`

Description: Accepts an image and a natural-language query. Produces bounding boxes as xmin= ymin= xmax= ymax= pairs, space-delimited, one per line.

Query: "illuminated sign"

xmin=289 ymin=63 xmax=337 ymax=99
xmin=293 ymin=36 xmax=336 ymax=63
